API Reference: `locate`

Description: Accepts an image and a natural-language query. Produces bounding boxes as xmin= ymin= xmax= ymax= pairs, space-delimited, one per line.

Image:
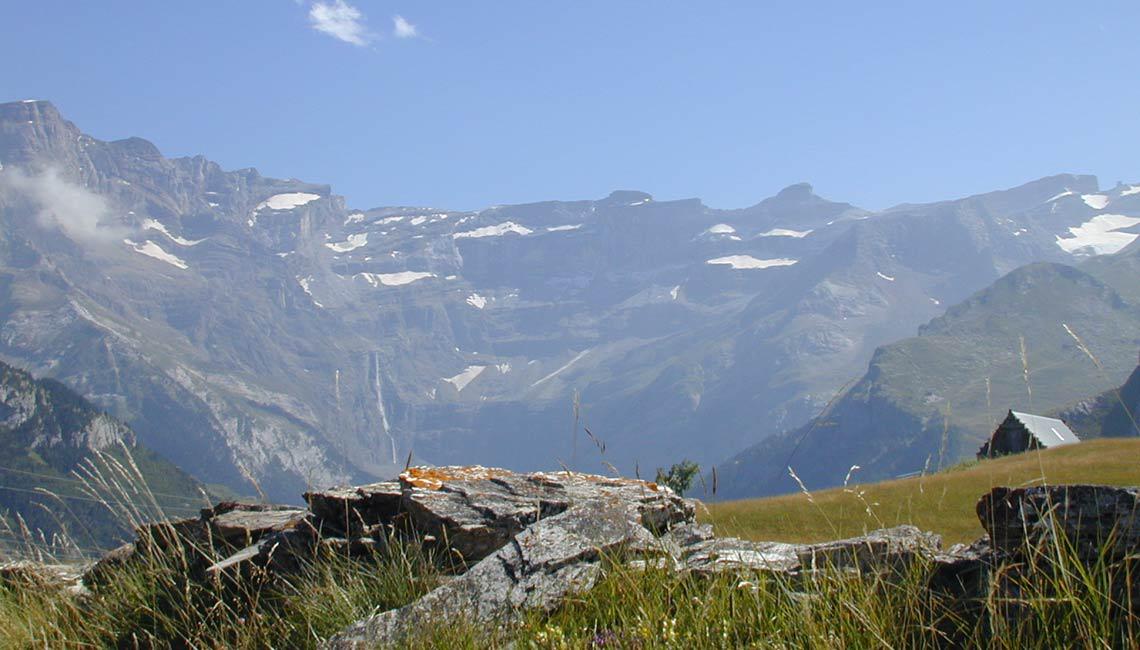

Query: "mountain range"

xmin=714 ymin=245 xmax=1140 ymax=499
xmin=2 ymin=99 xmax=1139 ymax=501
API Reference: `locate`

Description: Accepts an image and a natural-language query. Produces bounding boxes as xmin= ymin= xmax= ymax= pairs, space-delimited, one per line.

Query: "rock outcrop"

xmin=978 ymin=485 xmax=1140 ymax=561
xmin=327 ymin=502 xmax=657 ymax=648
xmin=12 ymin=472 xmax=1128 ymax=648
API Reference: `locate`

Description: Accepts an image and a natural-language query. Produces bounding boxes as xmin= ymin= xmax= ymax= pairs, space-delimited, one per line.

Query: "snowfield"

xmin=531 ymin=350 xmax=590 ymax=388
xmin=443 ymin=365 xmax=486 ymax=392
xmin=453 ymin=222 xmax=534 ymax=239
xmin=143 ymin=219 xmax=204 ymax=246
xmin=124 ymin=239 xmax=189 ymax=270
xmin=1081 ymin=194 xmax=1109 ymax=210
xmin=256 ymin=192 xmax=321 ymax=211
xmin=325 ymin=233 xmax=368 ymax=253
xmin=706 ymin=255 xmax=798 ymax=270
xmin=1055 ymin=214 xmax=1140 ymax=256
xmin=759 ymin=228 xmax=813 ymax=238
xmin=357 ymin=271 xmax=436 ymax=287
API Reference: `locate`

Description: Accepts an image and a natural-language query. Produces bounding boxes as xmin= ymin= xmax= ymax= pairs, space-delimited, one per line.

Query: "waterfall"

xmin=371 ymin=352 xmax=397 ymax=465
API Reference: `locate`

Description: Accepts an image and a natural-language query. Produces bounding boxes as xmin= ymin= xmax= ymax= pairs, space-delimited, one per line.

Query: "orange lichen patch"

xmin=400 ymin=465 xmax=514 ymax=490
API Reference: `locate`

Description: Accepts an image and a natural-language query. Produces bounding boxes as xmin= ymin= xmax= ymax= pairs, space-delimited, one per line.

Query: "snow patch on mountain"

xmin=706 ymin=255 xmax=798 ymax=270
xmin=531 ymin=350 xmax=590 ymax=388
xmin=1046 ymin=190 xmax=1073 ymax=203
xmin=297 ymin=276 xmax=314 ymax=296
xmin=248 ymin=192 xmax=322 ymax=226
xmin=143 ymin=219 xmax=204 ymax=246
xmin=297 ymin=276 xmax=324 ymax=307
xmin=466 ymin=293 xmax=487 ymax=309
xmin=443 ymin=365 xmax=486 ymax=392
xmin=759 ymin=228 xmax=813 ymax=238
xmin=546 ymin=224 xmax=583 ymax=232
xmin=1055 ymin=214 xmax=1140 ymax=255
xmin=453 ymin=222 xmax=534 ymax=239
xmin=256 ymin=193 xmax=321 ymax=212
xmin=124 ymin=239 xmax=188 ymax=270
xmin=876 ymin=272 xmax=896 ymax=282
xmin=356 ymin=271 xmax=436 ymax=287
xmin=1081 ymin=194 xmax=1109 ymax=210
xmin=1122 ymin=185 xmax=1140 ymax=197
xmin=325 ymin=233 xmax=368 ymax=253
xmin=701 ymin=224 xmax=741 ymax=240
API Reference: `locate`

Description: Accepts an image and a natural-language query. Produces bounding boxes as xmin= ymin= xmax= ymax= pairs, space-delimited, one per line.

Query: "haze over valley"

xmin=2 ymin=100 xmax=1139 ymax=503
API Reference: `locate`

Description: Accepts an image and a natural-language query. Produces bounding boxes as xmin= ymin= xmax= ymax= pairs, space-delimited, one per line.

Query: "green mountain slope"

xmin=715 ymin=251 xmax=1140 ymax=500
xmin=0 ymin=360 xmax=206 ymax=554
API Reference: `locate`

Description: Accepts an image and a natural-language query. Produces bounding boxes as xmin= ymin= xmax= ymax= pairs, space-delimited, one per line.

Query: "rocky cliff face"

xmin=0 ymin=360 xmax=134 ymax=452
xmin=2 ymin=99 xmax=1138 ymax=499
xmin=0 ymin=359 xmax=202 ymax=548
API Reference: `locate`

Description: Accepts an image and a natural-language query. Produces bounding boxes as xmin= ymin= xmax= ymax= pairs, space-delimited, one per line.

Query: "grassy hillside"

xmin=716 ymin=257 xmax=1140 ymax=499
xmin=705 ymin=438 xmax=1140 ymax=546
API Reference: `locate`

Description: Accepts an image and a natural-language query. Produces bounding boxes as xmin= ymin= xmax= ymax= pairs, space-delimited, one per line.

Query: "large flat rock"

xmin=978 ymin=485 xmax=1140 ymax=560
xmin=678 ymin=525 xmax=942 ymax=576
xmin=306 ymin=466 xmax=693 ymax=564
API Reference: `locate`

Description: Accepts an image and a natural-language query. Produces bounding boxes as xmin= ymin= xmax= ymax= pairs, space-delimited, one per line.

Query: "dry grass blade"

xmin=1063 ymin=322 xmax=1140 ymax=437
xmin=1019 ymin=335 xmax=1033 ymax=409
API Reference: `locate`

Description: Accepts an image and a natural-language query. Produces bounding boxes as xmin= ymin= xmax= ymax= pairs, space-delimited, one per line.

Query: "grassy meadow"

xmin=0 ymin=439 xmax=1138 ymax=647
xmin=705 ymin=438 xmax=1140 ymax=545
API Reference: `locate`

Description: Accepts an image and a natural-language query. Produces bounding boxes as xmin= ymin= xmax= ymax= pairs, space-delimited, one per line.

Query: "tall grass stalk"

xmin=1 ymin=449 xmax=1137 ymax=647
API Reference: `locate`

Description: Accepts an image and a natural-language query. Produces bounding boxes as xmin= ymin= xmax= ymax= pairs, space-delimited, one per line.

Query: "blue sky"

xmin=3 ymin=1 xmax=1139 ymax=211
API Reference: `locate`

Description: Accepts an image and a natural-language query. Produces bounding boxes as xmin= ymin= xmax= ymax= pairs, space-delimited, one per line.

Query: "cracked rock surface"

xmin=978 ymin=485 xmax=1140 ymax=560
xmin=325 ymin=502 xmax=657 ymax=648
xmin=50 ymin=468 xmax=1140 ymax=649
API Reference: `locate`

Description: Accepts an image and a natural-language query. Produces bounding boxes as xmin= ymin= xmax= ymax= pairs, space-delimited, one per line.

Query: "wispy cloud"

xmin=392 ymin=15 xmax=418 ymax=39
xmin=0 ymin=166 xmax=126 ymax=247
xmin=309 ymin=0 xmax=370 ymax=46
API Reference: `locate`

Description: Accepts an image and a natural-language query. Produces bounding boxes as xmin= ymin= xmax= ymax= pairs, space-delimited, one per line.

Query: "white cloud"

xmin=309 ymin=1 xmax=370 ymax=46
xmin=0 ymin=166 xmax=126 ymax=247
xmin=392 ymin=15 xmax=418 ymax=39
